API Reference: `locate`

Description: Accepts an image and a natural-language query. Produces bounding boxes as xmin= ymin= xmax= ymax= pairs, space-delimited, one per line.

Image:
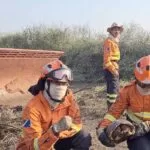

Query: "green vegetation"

xmin=0 ymin=23 xmax=149 ymax=82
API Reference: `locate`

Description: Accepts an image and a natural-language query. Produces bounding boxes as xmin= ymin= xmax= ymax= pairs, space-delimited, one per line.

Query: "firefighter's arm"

xmin=59 ymin=99 xmax=82 ymax=139
xmin=65 ymin=93 xmax=82 ymax=136
xmin=103 ymin=40 xmax=118 ymax=75
xmin=100 ymin=89 xmax=129 ymax=128
xmin=18 ymin=107 xmax=59 ymax=150
xmin=130 ymin=121 xmax=150 ymax=140
xmin=96 ymin=127 xmax=116 ymax=147
xmin=96 ymin=89 xmax=129 ymax=146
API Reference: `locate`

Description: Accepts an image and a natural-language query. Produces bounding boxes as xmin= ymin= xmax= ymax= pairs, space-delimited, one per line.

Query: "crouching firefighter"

xmin=16 ymin=60 xmax=91 ymax=150
xmin=96 ymin=55 xmax=150 ymax=150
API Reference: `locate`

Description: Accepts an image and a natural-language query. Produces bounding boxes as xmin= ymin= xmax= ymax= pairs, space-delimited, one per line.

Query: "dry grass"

xmin=0 ymin=105 xmax=22 ymax=150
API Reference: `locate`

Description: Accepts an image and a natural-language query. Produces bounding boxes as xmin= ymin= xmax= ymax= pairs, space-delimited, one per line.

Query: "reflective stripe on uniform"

xmin=111 ymin=56 xmax=120 ymax=60
xmin=105 ymin=62 xmax=112 ymax=67
xmin=127 ymin=110 xmax=150 ymax=123
xmin=34 ymin=138 xmax=39 ymax=150
xmin=127 ymin=109 xmax=142 ymax=123
xmin=107 ymin=93 xmax=117 ymax=103
xmin=107 ymin=98 xmax=116 ymax=103
xmin=104 ymin=114 xmax=116 ymax=122
xmin=127 ymin=109 xmax=150 ymax=121
xmin=112 ymin=53 xmax=120 ymax=57
xmin=71 ymin=123 xmax=81 ymax=132
xmin=107 ymin=93 xmax=117 ymax=98
xmin=135 ymin=112 xmax=150 ymax=119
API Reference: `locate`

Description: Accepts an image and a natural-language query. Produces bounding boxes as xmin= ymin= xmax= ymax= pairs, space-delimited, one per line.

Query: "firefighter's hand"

xmin=105 ymin=119 xmax=135 ymax=143
xmin=52 ymin=116 xmax=72 ymax=134
xmin=109 ymin=124 xmax=134 ymax=143
xmin=113 ymin=70 xmax=119 ymax=76
xmin=96 ymin=127 xmax=115 ymax=147
xmin=143 ymin=121 xmax=150 ymax=131
xmin=130 ymin=121 xmax=150 ymax=139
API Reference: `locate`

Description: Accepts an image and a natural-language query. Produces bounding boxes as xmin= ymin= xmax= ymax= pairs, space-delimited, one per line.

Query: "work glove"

xmin=105 ymin=119 xmax=135 ymax=143
xmin=113 ymin=70 xmax=119 ymax=76
xmin=96 ymin=127 xmax=115 ymax=147
xmin=130 ymin=121 xmax=150 ymax=140
xmin=52 ymin=116 xmax=73 ymax=134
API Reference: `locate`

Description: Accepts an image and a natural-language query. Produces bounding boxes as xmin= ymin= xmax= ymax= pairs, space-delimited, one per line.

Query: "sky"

xmin=0 ymin=0 xmax=150 ymax=33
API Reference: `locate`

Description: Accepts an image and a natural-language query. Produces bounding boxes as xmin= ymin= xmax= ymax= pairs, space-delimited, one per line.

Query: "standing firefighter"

xmin=16 ymin=60 xmax=91 ymax=150
xmin=96 ymin=55 xmax=150 ymax=150
xmin=103 ymin=22 xmax=124 ymax=108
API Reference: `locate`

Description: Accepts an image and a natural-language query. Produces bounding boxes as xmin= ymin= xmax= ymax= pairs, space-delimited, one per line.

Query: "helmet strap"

xmin=135 ymin=78 xmax=150 ymax=88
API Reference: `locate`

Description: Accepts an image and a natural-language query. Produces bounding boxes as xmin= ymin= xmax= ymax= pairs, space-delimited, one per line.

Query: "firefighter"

xmin=103 ymin=22 xmax=124 ymax=108
xmin=97 ymin=55 xmax=150 ymax=150
xmin=16 ymin=60 xmax=91 ymax=150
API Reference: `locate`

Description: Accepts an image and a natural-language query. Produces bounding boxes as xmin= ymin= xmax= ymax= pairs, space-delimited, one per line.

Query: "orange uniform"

xmin=103 ymin=37 xmax=120 ymax=74
xmin=99 ymin=81 xmax=150 ymax=128
xmin=17 ymin=89 xmax=82 ymax=150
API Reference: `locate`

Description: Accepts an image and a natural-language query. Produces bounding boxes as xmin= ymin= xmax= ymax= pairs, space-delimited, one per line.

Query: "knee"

xmin=80 ymin=130 xmax=91 ymax=144
xmin=127 ymin=136 xmax=150 ymax=150
xmin=73 ymin=130 xmax=92 ymax=148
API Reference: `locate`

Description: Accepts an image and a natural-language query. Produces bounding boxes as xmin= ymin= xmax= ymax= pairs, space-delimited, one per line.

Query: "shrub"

xmin=0 ymin=23 xmax=149 ymax=82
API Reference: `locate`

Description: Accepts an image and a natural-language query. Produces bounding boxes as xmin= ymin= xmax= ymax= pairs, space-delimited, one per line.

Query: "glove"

xmin=130 ymin=121 xmax=150 ymax=140
xmin=105 ymin=119 xmax=135 ymax=143
xmin=113 ymin=70 xmax=119 ymax=76
xmin=143 ymin=121 xmax=150 ymax=132
xmin=52 ymin=116 xmax=73 ymax=134
xmin=96 ymin=128 xmax=115 ymax=147
xmin=110 ymin=124 xmax=135 ymax=143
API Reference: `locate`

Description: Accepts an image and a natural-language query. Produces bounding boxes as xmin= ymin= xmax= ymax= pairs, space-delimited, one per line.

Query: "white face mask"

xmin=49 ymin=82 xmax=68 ymax=100
xmin=136 ymin=84 xmax=150 ymax=95
xmin=43 ymin=90 xmax=59 ymax=108
xmin=43 ymin=81 xmax=68 ymax=108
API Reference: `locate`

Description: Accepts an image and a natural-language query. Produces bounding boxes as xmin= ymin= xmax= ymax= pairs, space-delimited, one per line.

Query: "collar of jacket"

xmin=125 ymin=80 xmax=150 ymax=97
xmin=39 ymin=90 xmax=72 ymax=111
xmin=108 ymin=34 xmax=120 ymax=43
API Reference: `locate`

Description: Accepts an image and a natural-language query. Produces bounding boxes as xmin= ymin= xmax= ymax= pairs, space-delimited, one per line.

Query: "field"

xmin=0 ymin=23 xmax=149 ymax=150
xmin=0 ymin=82 xmax=128 ymax=150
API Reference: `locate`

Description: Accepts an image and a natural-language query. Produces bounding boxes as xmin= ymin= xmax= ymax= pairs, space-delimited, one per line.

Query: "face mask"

xmin=43 ymin=90 xmax=59 ymax=108
xmin=136 ymin=84 xmax=150 ymax=95
xmin=43 ymin=81 xmax=68 ymax=108
xmin=49 ymin=82 xmax=67 ymax=101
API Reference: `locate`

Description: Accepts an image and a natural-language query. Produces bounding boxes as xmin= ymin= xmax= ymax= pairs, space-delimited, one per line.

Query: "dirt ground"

xmin=0 ymin=82 xmax=128 ymax=150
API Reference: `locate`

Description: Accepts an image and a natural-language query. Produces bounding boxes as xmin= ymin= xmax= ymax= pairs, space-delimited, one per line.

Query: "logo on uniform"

xmin=106 ymin=47 xmax=110 ymax=51
xmin=104 ymin=46 xmax=110 ymax=51
xmin=23 ymin=120 xmax=31 ymax=128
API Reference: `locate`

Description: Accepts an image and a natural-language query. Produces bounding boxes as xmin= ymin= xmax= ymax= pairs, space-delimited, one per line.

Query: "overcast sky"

xmin=0 ymin=0 xmax=150 ymax=33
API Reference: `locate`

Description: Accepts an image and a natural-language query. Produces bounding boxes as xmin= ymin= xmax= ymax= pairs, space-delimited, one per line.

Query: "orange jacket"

xmin=103 ymin=37 xmax=120 ymax=74
xmin=16 ymin=89 xmax=82 ymax=150
xmin=99 ymin=81 xmax=150 ymax=128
